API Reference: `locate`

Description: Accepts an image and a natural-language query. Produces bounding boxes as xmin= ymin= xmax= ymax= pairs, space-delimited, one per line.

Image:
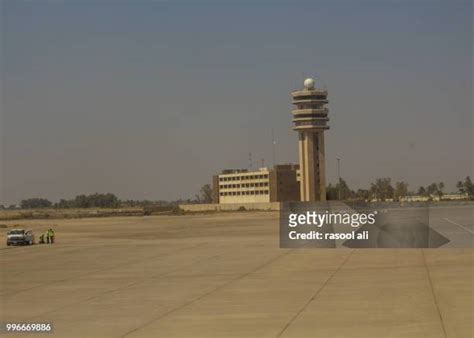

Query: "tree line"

xmin=16 ymin=192 xmax=211 ymax=210
xmin=20 ymin=193 xmax=120 ymax=209
xmin=326 ymin=176 xmax=473 ymax=201
xmin=11 ymin=176 xmax=474 ymax=209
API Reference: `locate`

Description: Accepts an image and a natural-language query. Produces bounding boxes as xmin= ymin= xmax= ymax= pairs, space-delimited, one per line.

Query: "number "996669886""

xmin=3 ymin=322 xmax=52 ymax=333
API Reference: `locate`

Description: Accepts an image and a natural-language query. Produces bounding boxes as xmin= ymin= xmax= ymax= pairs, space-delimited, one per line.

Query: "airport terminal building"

xmin=211 ymin=78 xmax=329 ymax=205
xmin=213 ymin=164 xmax=300 ymax=204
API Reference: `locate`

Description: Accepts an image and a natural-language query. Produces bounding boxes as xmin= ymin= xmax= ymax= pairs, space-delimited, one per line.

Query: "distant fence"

xmin=179 ymin=202 xmax=281 ymax=212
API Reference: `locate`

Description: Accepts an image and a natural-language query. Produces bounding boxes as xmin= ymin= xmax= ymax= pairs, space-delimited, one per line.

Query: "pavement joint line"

xmin=331 ymin=264 xmax=426 ymax=271
xmin=121 ymin=249 xmax=296 ymax=338
xmin=147 ymin=245 xmax=243 ymax=280
xmin=25 ymin=247 xmax=234 ymax=322
xmin=443 ymin=218 xmax=474 ymax=235
xmin=23 ymin=239 xmax=272 ymax=320
xmin=2 ymin=242 xmax=207 ymax=298
xmin=145 ymin=272 xmax=244 ymax=279
xmin=275 ymin=249 xmax=356 ymax=338
xmin=421 ymin=249 xmax=448 ymax=338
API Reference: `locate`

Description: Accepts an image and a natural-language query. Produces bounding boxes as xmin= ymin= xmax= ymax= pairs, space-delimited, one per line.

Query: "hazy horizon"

xmin=1 ymin=0 xmax=472 ymax=205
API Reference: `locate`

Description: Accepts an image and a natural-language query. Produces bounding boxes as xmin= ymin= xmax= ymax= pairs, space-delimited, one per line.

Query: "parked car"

xmin=6 ymin=229 xmax=35 ymax=246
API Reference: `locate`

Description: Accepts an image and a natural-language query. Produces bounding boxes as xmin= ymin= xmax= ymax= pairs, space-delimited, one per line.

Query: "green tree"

xmin=198 ymin=184 xmax=213 ymax=203
xmin=370 ymin=178 xmax=394 ymax=201
xmin=337 ymin=178 xmax=352 ymax=200
xmin=55 ymin=199 xmax=75 ymax=208
xmin=463 ymin=176 xmax=473 ymax=196
xmin=394 ymin=181 xmax=409 ymax=201
xmin=326 ymin=179 xmax=352 ymax=200
xmin=426 ymin=183 xmax=438 ymax=196
xmin=54 ymin=193 xmax=120 ymax=208
xmin=417 ymin=186 xmax=427 ymax=196
xmin=355 ymin=189 xmax=370 ymax=201
xmin=456 ymin=180 xmax=465 ymax=194
xmin=326 ymin=184 xmax=338 ymax=200
xmin=437 ymin=182 xmax=445 ymax=199
xmin=20 ymin=198 xmax=52 ymax=209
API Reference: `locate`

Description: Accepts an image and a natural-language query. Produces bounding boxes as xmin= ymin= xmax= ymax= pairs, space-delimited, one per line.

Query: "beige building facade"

xmin=213 ymin=165 xmax=300 ymax=204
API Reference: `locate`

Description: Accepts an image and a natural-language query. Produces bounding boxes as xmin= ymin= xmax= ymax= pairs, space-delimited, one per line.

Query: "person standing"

xmin=49 ymin=228 xmax=55 ymax=244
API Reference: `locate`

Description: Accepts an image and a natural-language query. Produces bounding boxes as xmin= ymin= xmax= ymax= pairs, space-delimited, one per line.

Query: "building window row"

xmin=294 ymin=95 xmax=327 ymax=101
xmin=219 ymin=174 xmax=269 ymax=182
xmin=220 ymin=190 xmax=269 ymax=196
xmin=220 ymin=182 xmax=269 ymax=189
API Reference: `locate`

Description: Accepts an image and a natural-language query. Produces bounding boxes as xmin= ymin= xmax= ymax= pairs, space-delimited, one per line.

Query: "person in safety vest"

xmin=48 ymin=228 xmax=55 ymax=244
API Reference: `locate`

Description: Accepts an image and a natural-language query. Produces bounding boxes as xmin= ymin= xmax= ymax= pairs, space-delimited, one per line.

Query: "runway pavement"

xmin=0 ymin=205 xmax=472 ymax=337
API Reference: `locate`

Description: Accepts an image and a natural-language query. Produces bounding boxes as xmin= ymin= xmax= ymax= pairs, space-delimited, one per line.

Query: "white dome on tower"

xmin=303 ymin=78 xmax=315 ymax=89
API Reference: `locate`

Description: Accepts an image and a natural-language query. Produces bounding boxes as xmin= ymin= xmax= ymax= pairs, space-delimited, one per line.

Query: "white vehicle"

xmin=6 ymin=229 xmax=35 ymax=246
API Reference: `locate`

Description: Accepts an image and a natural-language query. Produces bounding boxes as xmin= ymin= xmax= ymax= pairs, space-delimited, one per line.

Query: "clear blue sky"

xmin=1 ymin=0 xmax=472 ymax=204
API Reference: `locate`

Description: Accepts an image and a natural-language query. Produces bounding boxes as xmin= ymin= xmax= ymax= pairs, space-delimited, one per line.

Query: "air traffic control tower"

xmin=291 ymin=78 xmax=329 ymax=202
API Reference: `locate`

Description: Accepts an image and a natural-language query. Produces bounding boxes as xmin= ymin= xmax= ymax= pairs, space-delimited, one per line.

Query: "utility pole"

xmin=337 ymin=158 xmax=341 ymax=200
xmin=271 ymin=128 xmax=276 ymax=166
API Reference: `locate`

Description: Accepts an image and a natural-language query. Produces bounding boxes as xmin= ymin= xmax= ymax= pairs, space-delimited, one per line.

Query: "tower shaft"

xmin=298 ymin=131 xmax=326 ymax=201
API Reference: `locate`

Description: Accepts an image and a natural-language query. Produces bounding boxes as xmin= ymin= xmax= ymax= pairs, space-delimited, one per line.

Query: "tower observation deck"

xmin=291 ymin=78 xmax=329 ymax=201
